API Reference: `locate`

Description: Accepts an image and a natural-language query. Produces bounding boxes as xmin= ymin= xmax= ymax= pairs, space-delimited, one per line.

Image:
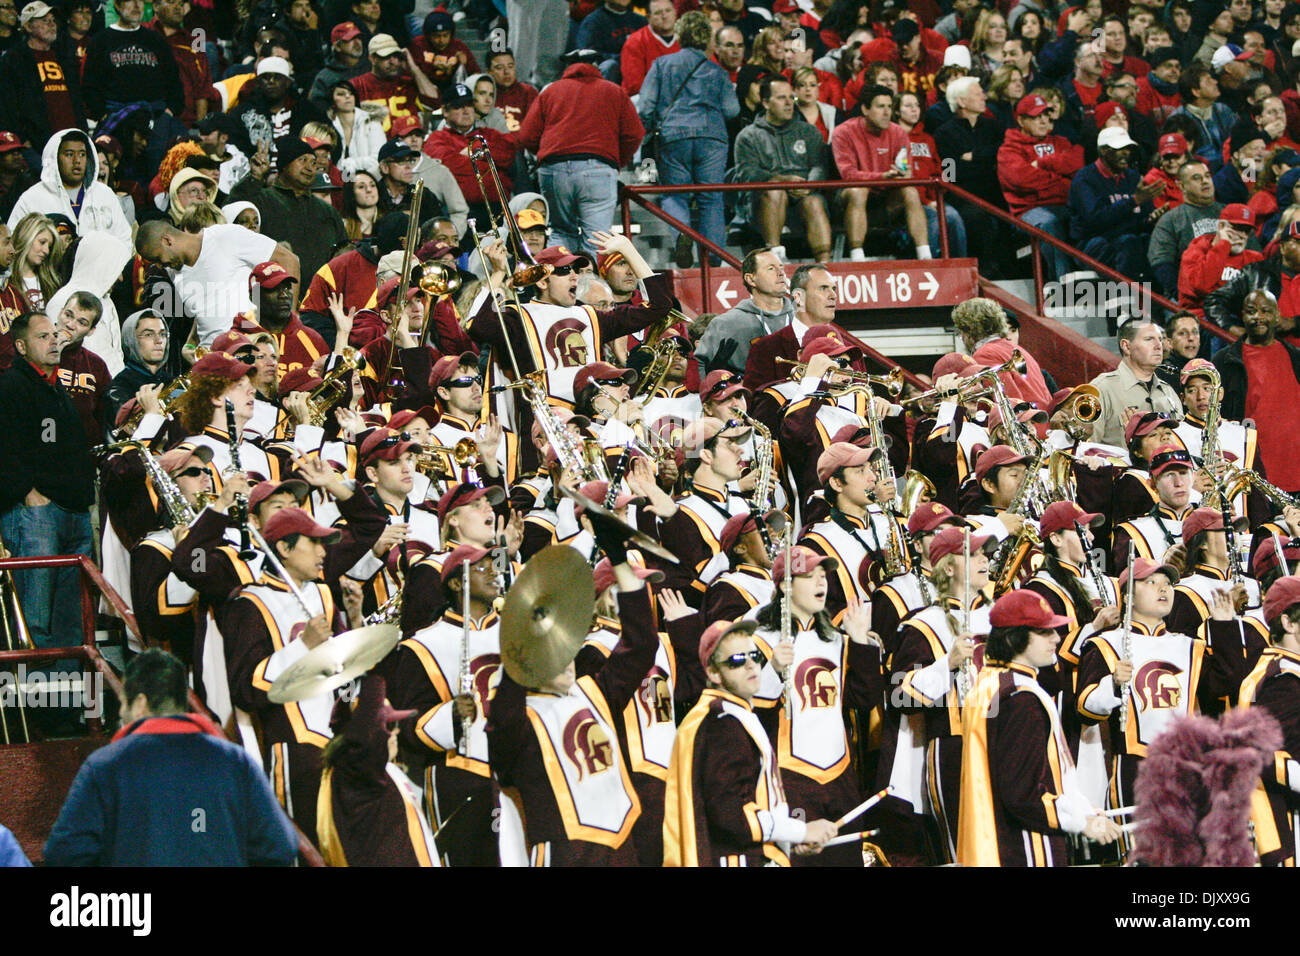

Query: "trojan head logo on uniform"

xmin=1134 ymin=660 xmax=1183 ymax=710
xmin=562 ymin=708 xmax=613 ymax=779
xmin=636 ymin=667 xmax=673 ymax=724
xmin=545 ymin=318 xmax=589 ymax=368
xmin=470 ymin=653 xmax=501 ymax=711
xmin=795 ymin=658 xmax=838 ymax=709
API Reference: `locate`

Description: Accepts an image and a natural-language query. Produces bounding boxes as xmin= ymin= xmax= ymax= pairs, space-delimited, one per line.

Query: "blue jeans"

xmin=659 ymin=136 xmax=729 ymax=255
xmin=0 ymin=502 xmax=93 ymax=649
xmin=1019 ymin=205 xmax=1073 ymax=280
xmin=925 ymin=204 xmax=967 ymax=257
xmin=537 ymin=159 xmax=619 ymax=257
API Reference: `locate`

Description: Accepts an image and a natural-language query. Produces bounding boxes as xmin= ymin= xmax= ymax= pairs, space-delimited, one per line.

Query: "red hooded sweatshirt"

xmin=1177 ymin=234 xmax=1265 ymax=313
xmin=996 ymin=128 xmax=1084 ymax=215
xmin=513 ymin=63 xmax=644 ymax=169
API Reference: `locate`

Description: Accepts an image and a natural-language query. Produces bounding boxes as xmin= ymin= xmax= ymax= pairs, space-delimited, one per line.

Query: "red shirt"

xmin=495 ymin=80 xmax=538 ymax=133
xmin=32 ymin=48 xmax=79 ymax=135
xmin=1072 ymin=78 xmax=1102 ymax=121
xmin=150 ymin=19 xmax=215 ymax=127
xmin=350 ymin=71 xmax=425 ymax=133
xmin=1244 ymin=341 xmax=1300 ymax=491
xmin=408 ymin=35 xmax=479 ymax=89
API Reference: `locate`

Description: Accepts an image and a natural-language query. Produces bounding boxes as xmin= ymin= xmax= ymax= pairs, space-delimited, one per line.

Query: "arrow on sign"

xmin=919 ymin=271 xmax=939 ymax=300
xmin=715 ymin=279 xmax=738 ymax=310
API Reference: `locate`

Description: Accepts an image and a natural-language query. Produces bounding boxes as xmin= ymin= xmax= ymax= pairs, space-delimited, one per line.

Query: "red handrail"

xmin=621 ymin=176 xmax=1234 ymax=346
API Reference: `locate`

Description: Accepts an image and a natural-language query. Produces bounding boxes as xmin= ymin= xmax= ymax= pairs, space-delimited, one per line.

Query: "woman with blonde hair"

xmin=969 ymin=9 xmax=1009 ymax=79
xmin=737 ymin=25 xmax=787 ymax=119
xmin=986 ymin=64 xmax=1026 ymax=129
xmin=794 ymin=66 xmax=838 ymax=141
xmin=7 ymin=213 xmax=63 ymax=312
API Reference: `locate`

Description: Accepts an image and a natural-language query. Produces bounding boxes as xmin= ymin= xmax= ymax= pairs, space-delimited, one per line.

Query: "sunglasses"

xmin=233 ymin=348 xmax=258 ymax=363
xmin=597 ymin=377 xmax=628 ymax=387
xmin=716 ymin=650 xmax=765 ymax=669
xmin=550 ymin=265 xmax=575 ymax=277
xmin=445 ymin=375 xmax=482 ymax=388
xmin=175 ymin=466 xmax=209 ymax=479
xmin=704 ymin=375 xmax=737 ymax=400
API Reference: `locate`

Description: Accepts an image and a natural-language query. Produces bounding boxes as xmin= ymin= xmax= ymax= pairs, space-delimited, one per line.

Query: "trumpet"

xmin=1054 ymin=384 xmax=1102 ymax=440
xmin=775 ymin=357 xmax=905 ymax=396
xmin=899 ymin=379 xmax=993 ymax=411
xmin=116 ymin=346 xmax=209 ymax=438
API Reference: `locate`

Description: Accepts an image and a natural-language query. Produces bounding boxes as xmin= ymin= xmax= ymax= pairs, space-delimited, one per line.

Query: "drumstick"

xmin=821 ymin=829 xmax=880 ymax=848
xmin=1103 ymin=805 xmax=1136 ymax=818
xmin=1118 ymin=820 xmax=1143 ymax=836
xmin=834 ymin=787 xmax=891 ymax=829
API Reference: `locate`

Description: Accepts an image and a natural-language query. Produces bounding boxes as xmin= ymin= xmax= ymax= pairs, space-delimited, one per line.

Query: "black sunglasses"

xmin=175 ymin=466 xmax=209 ymax=479
xmin=550 ymin=265 xmax=575 ymax=277
xmin=716 ymin=650 xmax=765 ymax=669
xmin=704 ymin=374 xmax=737 ymax=400
xmin=376 ymin=431 xmax=413 ymax=450
xmin=597 ymin=377 xmax=627 ymax=387
xmin=446 ymin=375 xmax=482 ymax=388
xmin=233 ymin=348 xmax=258 ymax=364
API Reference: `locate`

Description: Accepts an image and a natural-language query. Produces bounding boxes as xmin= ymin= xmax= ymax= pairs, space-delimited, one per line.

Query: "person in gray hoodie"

xmin=694 ymin=246 xmax=795 ymax=374
xmin=105 ymin=309 xmax=171 ymax=437
xmin=731 ymin=76 xmax=831 ymax=261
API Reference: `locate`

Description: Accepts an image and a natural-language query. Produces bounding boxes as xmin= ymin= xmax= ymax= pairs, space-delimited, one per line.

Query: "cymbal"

xmin=558 ymin=486 xmax=680 ymax=565
xmin=268 ymin=623 xmax=401 ymax=704
xmin=500 ymin=546 xmax=594 ymax=687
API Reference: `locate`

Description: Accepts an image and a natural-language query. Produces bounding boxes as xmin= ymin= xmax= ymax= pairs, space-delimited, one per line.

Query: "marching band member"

xmin=429 ymin=353 xmax=517 ymax=485
xmin=1111 ymin=411 xmax=1198 ymax=523
xmin=749 ymin=546 xmax=883 ymax=866
xmin=909 ymin=357 xmax=990 ymax=510
xmin=1174 ymin=358 xmax=1256 ymax=467
xmin=703 ymin=511 xmax=777 ymax=625
xmin=316 ymin=675 xmax=439 ymax=867
xmin=957 ymin=590 xmax=1121 ymax=867
xmin=663 ymin=619 xmax=838 ymax=866
xmin=1075 ymin=558 xmax=1248 ymax=812
xmin=486 ymin=525 xmax=657 ymax=866
xmin=1110 ymin=445 xmax=1196 ymax=570
xmin=222 ymin=507 xmax=349 ymax=837
xmin=872 ymin=502 xmax=965 ymax=658
xmin=357 ymin=279 xmax=444 ymax=409
xmin=386 ymin=544 xmax=502 ymax=866
xmin=386 ymin=406 xmax=440 ymax=505
xmin=892 ymin=525 xmax=993 ymax=862
xmin=1239 ymin=577 xmax=1300 ymax=866
xmin=961 ymin=444 xmax=1032 ymax=544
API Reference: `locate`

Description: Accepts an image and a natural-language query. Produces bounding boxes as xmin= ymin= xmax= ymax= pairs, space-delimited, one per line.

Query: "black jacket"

xmin=933 ymin=113 xmax=1006 ymax=207
xmin=1204 ymin=255 xmax=1289 ymax=332
xmin=1212 ymin=336 xmax=1300 ymax=421
xmin=0 ymin=37 xmax=87 ymax=149
xmin=105 ymin=360 xmax=170 ymax=440
xmin=0 ymin=358 xmax=94 ymax=512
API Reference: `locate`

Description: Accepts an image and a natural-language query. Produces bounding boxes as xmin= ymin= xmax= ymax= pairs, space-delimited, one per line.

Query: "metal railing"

xmin=620 ymin=175 xmax=1235 ymax=346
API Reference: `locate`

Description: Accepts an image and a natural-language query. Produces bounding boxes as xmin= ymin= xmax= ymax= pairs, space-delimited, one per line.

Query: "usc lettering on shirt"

xmin=1220 ymin=265 xmax=1244 ymax=283
xmin=56 ymin=368 xmax=99 ymax=394
xmin=37 ymin=57 xmax=67 ymax=91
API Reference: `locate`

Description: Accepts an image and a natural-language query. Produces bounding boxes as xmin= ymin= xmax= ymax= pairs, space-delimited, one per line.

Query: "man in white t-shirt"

xmin=134 ymin=220 xmax=300 ymax=347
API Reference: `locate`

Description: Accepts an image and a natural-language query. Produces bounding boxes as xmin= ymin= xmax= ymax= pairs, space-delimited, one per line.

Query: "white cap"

xmin=19 ymin=1 xmax=53 ymax=25
xmin=943 ymin=45 xmax=971 ymax=69
xmin=1211 ymin=43 xmax=1249 ymax=72
xmin=256 ymin=56 xmax=293 ymax=77
xmin=1097 ymin=126 xmax=1137 ymax=151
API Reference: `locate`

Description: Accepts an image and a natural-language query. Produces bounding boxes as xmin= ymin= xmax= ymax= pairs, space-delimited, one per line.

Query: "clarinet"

xmin=781 ymin=526 xmax=795 ymax=719
xmin=1074 ymin=520 xmax=1110 ymax=609
xmin=225 ymin=400 xmax=256 ymax=560
xmin=1118 ymin=541 xmax=1135 ymax=730
xmin=589 ymin=444 xmax=633 ymax=566
xmin=458 ymin=559 xmax=473 ymax=756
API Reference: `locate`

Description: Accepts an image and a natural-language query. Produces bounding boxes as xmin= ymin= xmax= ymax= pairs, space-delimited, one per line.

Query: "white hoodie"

xmin=7 ymin=130 xmax=133 ymax=246
xmin=47 ymin=232 xmax=134 ymax=376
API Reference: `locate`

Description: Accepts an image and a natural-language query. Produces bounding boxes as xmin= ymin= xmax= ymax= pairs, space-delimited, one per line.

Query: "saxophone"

xmin=132 ymin=441 xmax=199 ymax=527
xmin=496 ymin=372 xmax=607 ymax=481
xmin=988 ymin=438 xmax=1048 ymax=596
xmin=734 ymin=410 xmax=774 ymax=513
xmin=861 ymin=383 xmax=908 ymax=579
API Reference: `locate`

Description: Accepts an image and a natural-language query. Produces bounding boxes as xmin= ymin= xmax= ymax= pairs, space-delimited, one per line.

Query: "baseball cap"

xmin=1158 ymin=132 xmax=1189 ymax=157
xmin=1124 ymin=411 xmax=1174 ymax=445
xmin=387 ymin=406 xmax=437 ymax=432
xmin=891 ymin=18 xmax=920 ymax=45
xmin=986 ymin=401 xmax=1047 ymax=433
xmin=1211 ymin=42 xmax=1254 ymax=72
xmin=698 ymin=619 xmax=758 ymax=672
xmin=1094 ymin=101 xmax=1126 ymax=128
xmin=772 ymin=0 xmax=800 ymax=12
xmin=772 ymin=545 xmax=838 ymax=584
xmin=331 ymin=20 xmax=361 ymax=43
xmin=1149 ymin=444 xmax=1194 ymax=479
xmin=256 ymin=56 xmax=292 ymax=77
xmin=19 ymin=2 xmax=53 ymax=25
xmin=592 ymin=558 xmax=664 ymax=597
xmin=369 ymin=33 xmax=402 ymax=58
xmin=0 ymin=131 xmax=22 ymax=154
xmin=574 ymin=361 xmax=636 ymax=396
xmin=249 ymin=261 xmax=295 ymax=291
xmin=535 ymin=245 xmax=591 ymax=269
xmin=211 ymin=329 xmax=255 ymax=355
xmin=1179 ymin=357 xmax=1217 ymax=384
xmin=1117 ymin=557 xmax=1180 ymax=589
xmin=829 ymin=424 xmax=873 ymax=448
xmin=799 ymin=328 xmax=860 ymax=363
xmin=1015 ymin=94 xmax=1051 ymax=118
xmin=682 ymin=416 xmax=751 ymax=454
xmin=436 ymin=481 xmax=505 ymax=524
xmin=907 ymin=500 xmax=964 ymax=535
xmin=700 ymin=369 xmax=750 ymax=404
xmin=719 ymin=512 xmax=759 ymax=554
xmin=1255 ymin=536 xmax=1300 ymax=580
xmin=575 ymin=480 xmax=640 ymax=515
xmin=158 ymin=442 xmax=214 ymax=476
xmin=277 ymin=367 xmax=325 ymax=394
xmin=1264 ymin=576 xmax=1300 ymax=624
xmin=988 ymin=589 xmax=1071 ymax=629
xmin=444 ymin=83 xmax=474 ymax=107
xmin=816 ymin=441 xmax=874 ymax=484
xmin=1097 ymin=126 xmax=1137 ymax=151
xmin=1039 ymin=500 xmax=1102 ymax=538
xmin=248 ymin=478 xmax=310 ymax=512
xmin=1181 ymin=507 xmax=1226 ymax=541
xmin=429 ymin=351 xmax=480 ymax=389
xmin=943 ymin=45 xmax=972 ymax=68
xmin=529 ymin=406 xmax=590 ymax=447
xmin=191 ymin=352 xmax=255 ymax=382
xmin=929 ymin=525 xmax=992 ymax=563
xmin=1220 ymin=203 xmax=1255 ymax=228
xmin=261 ymin=506 xmax=341 ymax=545
xmin=973 ymin=444 xmax=1028 ymax=482
xmin=360 ymin=427 xmax=422 ymax=466
xmin=310 ymin=171 xmax=340 ymax=191
xmin=438 ymin=544 xmax=492 ymax=587
xmin=517 ymin=208 xmax=547 ymax=232
xmin=378 ymin=139 xmax=418 ymax=164
xmin=389 ymin=116 xmax=426 ymax=139
xmin=424 ymin=9 xmax=454 ymax=33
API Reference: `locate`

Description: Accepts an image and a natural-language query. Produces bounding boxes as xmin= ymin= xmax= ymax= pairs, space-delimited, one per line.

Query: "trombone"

xmin=375 ymin=180 xmax=425 ymax=395
xmin=467 ymin=133 xmax=552 ymax=292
